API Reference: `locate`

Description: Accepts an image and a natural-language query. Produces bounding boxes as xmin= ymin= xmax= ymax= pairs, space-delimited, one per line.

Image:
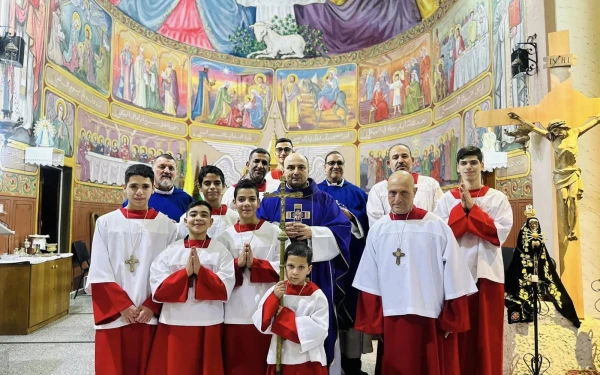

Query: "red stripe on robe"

xmin=448 ymin=186 xmax=500 ymax=245
xmin=147 ymin=323 xmax=224 ymax=375
xmin=458 ymin=279 xmax=504 ymax=375
xmin=95 ymin=323 xmax=156 ymax=375
xmin=119 ymin=207 xmax=159 ymax=219
xmin=195 ymin=266 xmax=228 ymax=301
xmin=261 ymin=292 xmax=281 ymax=332
xmin=223 ymin=324 xmax=271 ymax=375
xmin=355 ymin=291 xmax=469 ymax=375
xmin=272 ymin=307 xmax=300 ymax=344
xmin=154 ymin=269 xmax=189 ymax=303
xmin=250 ymin=258 xmax=279 ymax=283
xmin=270 ymin=170 xmax=284 ymax=180
xmin=91 ymin=282 xmax=134 ymax=325
xmin=233 ymin=258 xmax=244 ymax=287
xmin=266 ymin=363 xmax=328 ymax=375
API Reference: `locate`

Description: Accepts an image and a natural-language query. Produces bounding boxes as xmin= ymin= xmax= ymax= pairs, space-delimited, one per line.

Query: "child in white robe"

xmin=148 ymin=200 xmax=235 ymax=375
xmin=217 ymin=179 xmax=281 ymax=375
xmin=178 ymin=165 xmax=238 ymax=239
xmin=85 ymin=164 xmax=178 ymax=375
xmin=253 ymin=242 xmax=329 ymax=375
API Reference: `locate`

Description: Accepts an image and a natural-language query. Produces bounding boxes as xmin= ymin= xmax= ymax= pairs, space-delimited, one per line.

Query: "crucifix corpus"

xmin=125 ymin=254 xmax=139 ymax=272
xmin=262 ymin=176 xmax=303 ymax=375
xmin=392 ymin=248 xmax=405 ymax=265
xmin=474 ymin=30 xmax=600 ymax=317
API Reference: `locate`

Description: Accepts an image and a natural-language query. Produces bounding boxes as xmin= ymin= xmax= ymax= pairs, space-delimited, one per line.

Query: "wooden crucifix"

xmin=474 ymin=30 xmax=600 ymax=317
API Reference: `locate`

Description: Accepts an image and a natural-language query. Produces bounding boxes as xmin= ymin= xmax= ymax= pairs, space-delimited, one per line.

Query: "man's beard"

xmin=156 ymin=176 xmax=174 ymax=190
xmin=249 ymin=170 xmax=265 ymax=183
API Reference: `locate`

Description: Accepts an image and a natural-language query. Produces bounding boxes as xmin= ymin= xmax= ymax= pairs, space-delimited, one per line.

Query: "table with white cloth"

xmin=454 ymin=36 xmax=490 ymax=91
xmin=85 ymin=152 xmax=148 ymax=185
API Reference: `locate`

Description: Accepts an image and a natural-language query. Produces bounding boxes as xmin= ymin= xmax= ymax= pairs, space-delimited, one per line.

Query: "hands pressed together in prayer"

xmin=120 ymin=305 xmax=154 ymax=324
xmin=186 ymin=247 xmax=202 ymax=277
xmin=237 ymin=242 xmax=254 ymax=268
xmin=458 ymin=183 xmax=475 ymax=212
xmin=285 ymin=222 xmax=312 ymax=241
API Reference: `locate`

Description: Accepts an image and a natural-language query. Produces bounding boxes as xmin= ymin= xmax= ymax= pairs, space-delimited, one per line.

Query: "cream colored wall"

xmin=554 ymin=0 xmax=600 ymax=320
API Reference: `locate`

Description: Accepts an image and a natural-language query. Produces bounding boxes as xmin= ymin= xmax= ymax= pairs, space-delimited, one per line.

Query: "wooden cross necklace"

xmin=392 ymin=206 xmax=412 ymax=266
xmin=125 ymin=209 xmax=149 ymax=272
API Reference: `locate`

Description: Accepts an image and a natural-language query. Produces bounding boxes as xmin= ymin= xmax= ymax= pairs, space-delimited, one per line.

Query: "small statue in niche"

xmin=508 ymin=112 xmax=600 ymax=241
xmin=504 ymin=205 xmax=580 ymax=328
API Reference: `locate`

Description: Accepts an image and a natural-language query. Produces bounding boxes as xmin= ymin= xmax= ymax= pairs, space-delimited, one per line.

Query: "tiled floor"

xmin=0 ymin=294 xmax=377 ymax=374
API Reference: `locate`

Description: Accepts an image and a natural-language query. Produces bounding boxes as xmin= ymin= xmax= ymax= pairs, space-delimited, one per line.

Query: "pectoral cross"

xmin=125 ymin=254 xmax=139 ymax=272
xmin=392 ymin=248 xmax=405 ymax=265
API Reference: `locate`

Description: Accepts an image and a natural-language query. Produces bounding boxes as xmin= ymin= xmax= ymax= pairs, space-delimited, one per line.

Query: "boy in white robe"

xmin=253 ymin=242 xmax=329 ymax=375
xmin=147 ymin=200 xmax=235 ymax=374
xmin=178 ymin=165 xmax=238 ymax=239
xmin=216 ymin=179 xmax=281 ymax=375
xmin=434 ymin=146 xmax=513 ymax=375
xmin=85 ymin=164 xmax=178 ymax=375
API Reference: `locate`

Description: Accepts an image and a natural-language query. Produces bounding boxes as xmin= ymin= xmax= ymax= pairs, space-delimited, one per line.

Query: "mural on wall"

xmin=464 ymin=99 xmax=490 ymax=148
xmin=190 ymin=58 xmax=273 ymax=129
xmin=192 ymin=139 xmax=354 ymax=186
xmin=359 ymin=117 xmax=461 ymax=191
xmin=358 ymin=33 xmax=432 ymax=125
xmin=112 ymin=22 xmax=189 ymax=117
xmin=491 ymin=0 xmax=526 ymax=152
xmin=2 ymin=0 xmax=48 ymax=132
xmin=46 ymin=0 xmax=112 ymax=94
xmin=276 ymin=64 xmax=357 ymax=131
xmin=36 ymin=91 xmax=75 ymax=157
xmin=433 ymin=0 xmax=490 ymax=102
xmin=112 ymin=0 xmax=423 ymax=56
xmin=75 ymin=108 xmax=187 ymax=187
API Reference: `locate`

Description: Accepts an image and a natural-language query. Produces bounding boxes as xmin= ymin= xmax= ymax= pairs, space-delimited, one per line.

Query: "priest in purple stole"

xmin=317 ymin=151 xmax=371 ymax=375
xmin=257 ymin=153 xmax=351 ymax=374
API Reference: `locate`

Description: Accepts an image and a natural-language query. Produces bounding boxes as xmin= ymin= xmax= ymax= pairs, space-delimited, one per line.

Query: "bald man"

xmin=366 ymin=144 xmax=443 ymax=227
xmin=353 ymin=171 xmax=476 ymax=375
xmin=257 ymin=153 xmax=352 ymax=375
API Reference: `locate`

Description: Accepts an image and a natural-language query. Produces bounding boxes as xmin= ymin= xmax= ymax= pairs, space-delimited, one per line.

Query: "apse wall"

xmin=0 ymin=0 xmax=533 ymax=249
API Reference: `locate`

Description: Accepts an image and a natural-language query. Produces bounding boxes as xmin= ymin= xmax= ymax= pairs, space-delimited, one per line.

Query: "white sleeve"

xmin=366 ymin=188 xmax=385 ymax=228
xmin=177 ymin=213 xmax=188 ymax=240
xmin=296 ymin=291 xmax=330 ymax=353
xmin=432 ymin=180 xmax=444 ymax=211
xmin=433 ymin=193 xmax=451 ymax=223
xmin=85 ymin=218 xmax=114 ymax=293
xmin=491 ymin=193 xmax=513 ymax=245
xmin=217 ymin=248 xmax=236 ymax=300
xmin=440 ymin=223 xmax=478 ymax=299
xmin=167 ymin=219 xmax=179 ymax=245
xmin=351 ymin=229 xmax=381 ymax=296
xmin=252 ymin=285 xmax=277 ymax=333
xmin=310 ymin=227 xmax=342 ymax=262
xmin=149 ymin=250 xmax=174 ymax=301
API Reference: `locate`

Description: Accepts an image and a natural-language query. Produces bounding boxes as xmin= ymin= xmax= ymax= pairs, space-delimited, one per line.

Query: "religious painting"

xmin=359 ymin=117 xmax=461 ymax=190
xmin=115 ymin=0 xmax=423 ymax=56
xmin=463 ymin=99 xmax=490 ymax=149
xmin=491 ymin=0 xmax=526 ymax=109
xmin=46 ymin=0 xmax=112 ymax=95
xmin=37 ymin=91 xmax=76 ymax=157
xmin=190 ymin=58 xmax=274 ymax=129
xmin=75 ymin=108 xmax=187 ymax=187
xmin=358 ymin=34 xmax=432 ymax=125
xmin=112 ymin=22 xmax=189 ymax=118
xmin=432 ymin=0 xmax=491 ymax=102
xmin=276 ymin=64 xmax=357 ymax=131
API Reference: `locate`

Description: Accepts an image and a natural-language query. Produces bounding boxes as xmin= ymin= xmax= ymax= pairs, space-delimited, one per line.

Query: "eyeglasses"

xmin=327 ymin=161 xmax=344 ymax=166
xmin=275 ymin=147 xmax=292 ymax=153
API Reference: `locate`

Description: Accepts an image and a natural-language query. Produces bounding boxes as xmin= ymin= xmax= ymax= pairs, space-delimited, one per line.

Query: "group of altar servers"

xmin=85 ymin=138 xmax=513 ymax=375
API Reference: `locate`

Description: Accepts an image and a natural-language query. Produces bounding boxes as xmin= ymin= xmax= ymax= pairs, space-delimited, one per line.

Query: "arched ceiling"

xmin=106 ymin=0 xmax=428 ymax=58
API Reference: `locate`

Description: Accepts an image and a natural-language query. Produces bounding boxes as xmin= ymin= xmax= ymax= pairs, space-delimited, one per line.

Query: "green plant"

xmin=229 ymin=26 xmax=266 ymax=57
